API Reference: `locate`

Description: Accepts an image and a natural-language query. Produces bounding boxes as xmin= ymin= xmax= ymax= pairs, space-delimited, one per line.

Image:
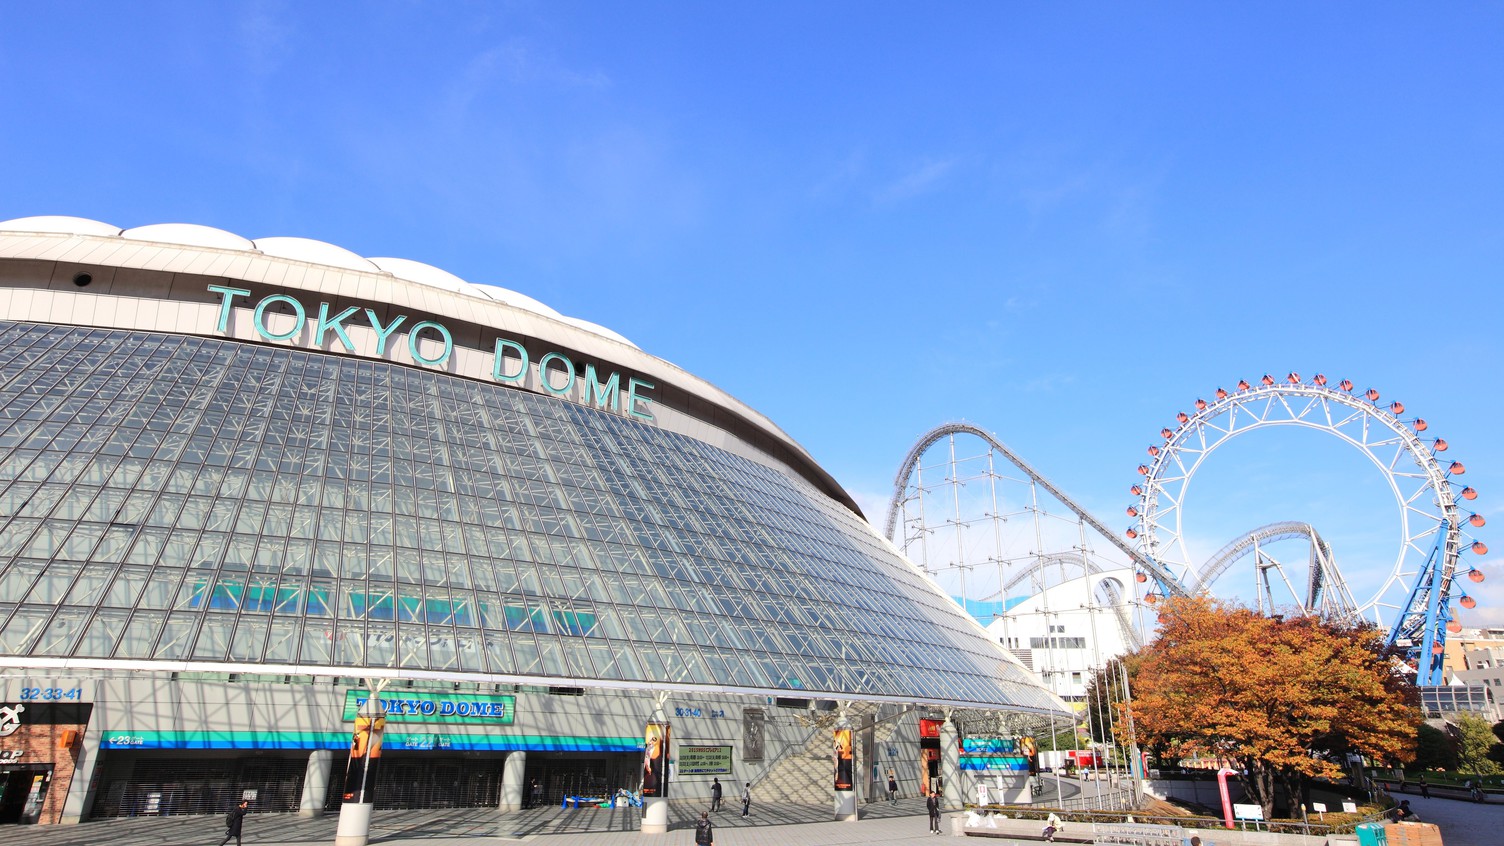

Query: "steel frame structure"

xmin=885 ymin=422 xmax=1185 ymax=594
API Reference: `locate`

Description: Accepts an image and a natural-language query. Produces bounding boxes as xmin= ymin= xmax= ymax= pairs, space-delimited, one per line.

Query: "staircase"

xmin=751 ymin=702 xmax=918 ymax=803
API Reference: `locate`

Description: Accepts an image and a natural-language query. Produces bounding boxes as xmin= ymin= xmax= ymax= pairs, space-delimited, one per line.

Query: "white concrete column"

xmin=499 ymin=750 xmax=526 ymax=811
xmin=299 ymin=750 xmax=333 ymax=817
xmin=940 ymin=717 xmax=963 ymax=810
xmin=834 ymin=789 xmax=857 ymax=821
xmin=641 ymin=796 xmax=669 ymax=834
xmin=335 ymin=802 xmax=373 ymax=846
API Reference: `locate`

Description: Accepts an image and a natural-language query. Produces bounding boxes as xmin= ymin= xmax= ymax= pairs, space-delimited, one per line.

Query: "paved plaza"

xmin=5 ymin=794 xmax=1501 ymax=846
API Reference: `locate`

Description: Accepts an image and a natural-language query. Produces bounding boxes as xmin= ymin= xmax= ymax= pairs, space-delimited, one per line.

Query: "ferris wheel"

xmin=1126 ymin=374 xmax=1488 ymax=684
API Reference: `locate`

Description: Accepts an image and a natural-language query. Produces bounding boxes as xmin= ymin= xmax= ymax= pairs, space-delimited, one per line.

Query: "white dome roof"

xmin=0 ymin=215 xmax=121 ymax=237
xmin=470 ymin=283 xmax=564 ymax=320
xmin=558 ymin=316 xmax=636 ymax=348
xmin=123 ymin=223 xmax=255 ymax=251
xmin=252 ymin=237 xmax=380 ymax=272
xmin=368 ymin=257 xmax=472 ymax=295
xmin=0 ymin=215 xmax=637 ymax=349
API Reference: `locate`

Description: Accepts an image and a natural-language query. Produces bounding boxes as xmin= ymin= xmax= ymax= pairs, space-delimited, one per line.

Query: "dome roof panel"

xmin=367 ymin=257 xmax=472 ymax=295
xmin=252 ymin=236 xmax=379 ymax=272
xmin=472 ymin=283 xmax=562 ymax=319
xmin=123 ymin=223 xmax=255 ymax=251
xmin=0 ymin=215 xmax=122 ymax=237
xmin=558 ymin=316 xmax=639 ymax=349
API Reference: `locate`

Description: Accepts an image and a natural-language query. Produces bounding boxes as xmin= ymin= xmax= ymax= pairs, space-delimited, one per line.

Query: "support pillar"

xmin=334 ymin=693 xmax=387 ymax=846
xmin=499 ymin=750 xmax=526 ymax=811
xmin=640 ymin=703 xmax=671 ymax=834
xmin=834 ymin=720 xmax=857 ymax=821
xmin=299 ymin=750 xmax=332 ymax=817
xmin=641 ymin=796 xmax=669 ymax=833
xmin=940 ymin=715 xmax=963 ymax=810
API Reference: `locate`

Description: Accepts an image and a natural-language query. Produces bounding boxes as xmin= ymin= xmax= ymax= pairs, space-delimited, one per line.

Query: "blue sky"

xmin=1 ymin=3 xmax=1500 ymax=622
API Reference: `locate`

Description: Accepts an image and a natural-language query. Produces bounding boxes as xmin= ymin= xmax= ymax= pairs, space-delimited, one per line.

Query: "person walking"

xmin=740 ymin=782 xmax=751 ymax=817
xmin=887 ymin=772 xmax=899 ymax=805
xmin=528 ymin=777 xmax=542 ymax=809
xmin=926 ymin=791 xmax=942 ymax=834
xmin=1419 ymin=774 xmax=1430 ymax=799
xmin=710 ymin=777 xmax=723 ymax=812
xmin=218 ymin=800 xmax=249 ymax=846
xmin=694 ymin=811 xmax=715 ymax=846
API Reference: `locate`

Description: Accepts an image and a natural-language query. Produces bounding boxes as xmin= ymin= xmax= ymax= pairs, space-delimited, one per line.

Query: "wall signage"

xmin=677 ymin=745 xmax=732 ymax=775
xmin=342 ymin=691 xmax=515 ymax=725
xmin=208 ymin=285 xmax=655 ymax=420
xmin=0 ymin=704 xmax=21 ymax=737
xmin=673 ymin=707 xmax=725 ymax=718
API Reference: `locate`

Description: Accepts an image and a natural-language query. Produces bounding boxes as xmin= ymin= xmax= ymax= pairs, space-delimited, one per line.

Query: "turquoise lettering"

xmin=252 ymin=294 xmax=306 ymax=341
xmin=208 ymin=285 xmax=251 ymax=333
xmin=493 ymin=338 xmax=528 ymax=383
xmin=315 ymin=303 xmax=360 ymax=352
xmin=627 ymin=377 xmax=655 ymax=421
xmin=584 ymin=364 xmax=620 ymax=411
xmin=539 ymin=352 xmax=575 ymax=395
xmin=365 ymin=309 xmax=407 ymax=356
xmin=408 ymin=320 xmax=453 ymax=366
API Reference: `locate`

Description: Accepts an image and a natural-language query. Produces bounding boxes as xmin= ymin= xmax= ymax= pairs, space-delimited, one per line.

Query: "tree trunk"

xmin=1241 ymin=758 xmax=1277 ymax=822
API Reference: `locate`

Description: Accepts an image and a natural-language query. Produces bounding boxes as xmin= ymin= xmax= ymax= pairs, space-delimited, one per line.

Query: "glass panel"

xmin=153 ymin=612 xmax=200 ymax=659
xmin=0 ymin=607 xmax=50 ymax=652
xmin=77 ymin=608 xmax=129 ymax=657
xmin=117 ymin=611 xmax=166 ymax=658
xmin=264 ymin=617 xmax=301 ymax=663
xmin=64 ymin=564 xmax=116 ymax=606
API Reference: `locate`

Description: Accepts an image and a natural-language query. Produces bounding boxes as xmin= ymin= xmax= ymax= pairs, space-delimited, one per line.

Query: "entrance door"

xmin=0 ymin=767 xmax=53 ymax=824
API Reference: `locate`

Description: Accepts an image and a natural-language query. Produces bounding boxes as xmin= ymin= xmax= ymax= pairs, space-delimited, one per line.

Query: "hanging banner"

xmin=1020 ymin=735 xmax=1039 ymax=775
xmin=642 ymin=721 xmax=671 ymax=798
xmin=342 ymin=710 xmax=387 ymax=803
xmin=834 ymin=727 xmax=854 ymax=790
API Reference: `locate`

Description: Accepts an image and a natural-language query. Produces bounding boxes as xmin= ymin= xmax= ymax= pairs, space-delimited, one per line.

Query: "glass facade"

xmin=0 ymin=320 xmax=1053 ymax=711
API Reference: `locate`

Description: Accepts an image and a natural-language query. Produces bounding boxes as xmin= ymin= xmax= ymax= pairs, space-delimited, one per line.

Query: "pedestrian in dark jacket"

xmin=219 ymin=800 xmax=249 ymax=846
xmin=926 ymin=792 xmax=942 ymax=833
xmin=710 ymin=777 xmax=723 ymax=811
xmin=694 ymin=811 xmax=715 ymax=846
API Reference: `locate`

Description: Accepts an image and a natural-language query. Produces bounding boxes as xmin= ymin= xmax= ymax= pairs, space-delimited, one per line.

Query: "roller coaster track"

xmin=884 ymin=423 xmax=1187 ymax=596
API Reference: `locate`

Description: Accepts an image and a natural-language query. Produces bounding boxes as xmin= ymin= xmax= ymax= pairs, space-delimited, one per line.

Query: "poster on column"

xmin=342 ymin=712 xmax=387 ymax=803
xmin=918 ymin=718 xmax=943 ymax=796
xmin=834 ymin=728 xmax=853 ymax=790
xmin=642 ymin=721 xmax=671 ymax=798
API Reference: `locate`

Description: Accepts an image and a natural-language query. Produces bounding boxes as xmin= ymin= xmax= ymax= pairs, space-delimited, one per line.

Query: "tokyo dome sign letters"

xmin=208 ymin=285 xmax=654 ymax=420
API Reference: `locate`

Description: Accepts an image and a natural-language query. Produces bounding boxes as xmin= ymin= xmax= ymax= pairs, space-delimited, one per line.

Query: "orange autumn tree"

xmin=1121 ymin=596 xmax=1418 ymax=820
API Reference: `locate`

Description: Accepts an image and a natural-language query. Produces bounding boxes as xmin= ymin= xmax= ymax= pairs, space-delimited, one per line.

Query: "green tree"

xmin=1121 ymin=597 xmax=1420 ymax=820
xmin=1490 ymin=720 xmax=1504 ymax=767
xmin=1415 ymin=722 xmax=1458 ymax=771
xmin=1453 ymin=713 xmax=1503 ymax=775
